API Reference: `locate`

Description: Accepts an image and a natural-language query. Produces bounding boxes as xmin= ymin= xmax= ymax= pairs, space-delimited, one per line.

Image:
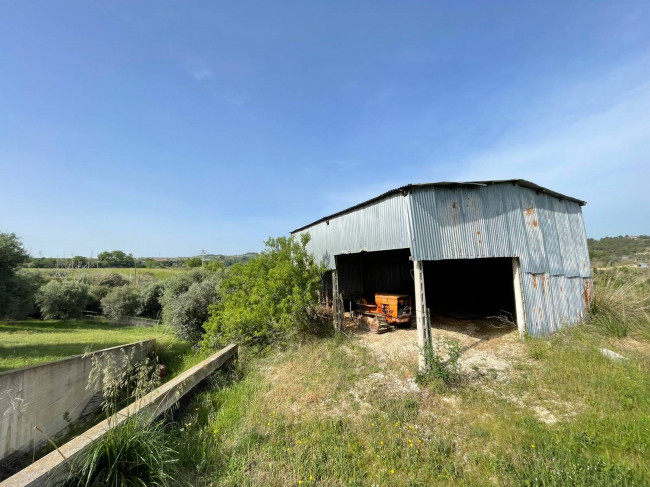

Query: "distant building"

xmin=293 ymin=179 xmax=592 ymax=340
xmin=639 ymin=263 xmax=648 ymax=268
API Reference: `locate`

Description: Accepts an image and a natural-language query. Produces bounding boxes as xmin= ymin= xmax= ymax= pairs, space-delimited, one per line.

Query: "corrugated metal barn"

xmin=292 ymin=180 xmax=593 ymax=339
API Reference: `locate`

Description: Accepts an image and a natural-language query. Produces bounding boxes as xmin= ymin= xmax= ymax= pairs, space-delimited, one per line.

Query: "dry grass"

xmin=589 ymin=270 xmax=650 ymax=338
xmin=170 ymin=317 xmax=650 ymax=486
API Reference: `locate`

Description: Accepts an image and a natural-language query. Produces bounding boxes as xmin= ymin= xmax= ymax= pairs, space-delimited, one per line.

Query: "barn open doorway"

xmin=336 ymin=248 xmax=415 ymax=304
xmin=423 ymin=257 xmax=519 ymax=332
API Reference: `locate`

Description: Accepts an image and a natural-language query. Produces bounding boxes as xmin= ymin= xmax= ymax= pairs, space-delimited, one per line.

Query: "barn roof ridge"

xmin=291 ymin=179 xmax=586 ymax=234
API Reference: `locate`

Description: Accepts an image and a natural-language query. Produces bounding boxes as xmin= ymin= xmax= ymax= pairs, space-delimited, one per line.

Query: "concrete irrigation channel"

xmin=1 ymin=343 xmax=238 ymax=487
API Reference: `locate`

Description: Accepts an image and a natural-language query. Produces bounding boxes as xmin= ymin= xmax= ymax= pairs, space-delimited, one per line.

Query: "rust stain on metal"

xmin=532 ymin=274 xmax=538 ymax=288
xmin=525 ymin=207 xmax=534 ymax=216
xmin=541 ymin=274 xmax=546 ymax=293
xmin=582 ymin=279 xmax=594 ymax=308
xmin=532 ymin=219 xmax=538 ymax=227
xmin=478 ymin=239 xmax=482 ymax=245
xmin=452 ymin=202 xmax=457 ymax=209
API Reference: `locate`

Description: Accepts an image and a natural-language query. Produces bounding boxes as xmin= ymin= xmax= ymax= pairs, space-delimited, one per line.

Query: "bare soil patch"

xmin=356 ymin=317 xmax=523 ymax=381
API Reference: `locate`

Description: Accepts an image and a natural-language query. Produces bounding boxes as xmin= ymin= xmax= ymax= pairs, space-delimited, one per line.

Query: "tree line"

xmin=24 ymin=252 xmax=255 ymax=269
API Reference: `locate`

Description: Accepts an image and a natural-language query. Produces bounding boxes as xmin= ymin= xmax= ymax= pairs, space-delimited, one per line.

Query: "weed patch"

xmin=416 ymin=336 xmax=462 ymax=388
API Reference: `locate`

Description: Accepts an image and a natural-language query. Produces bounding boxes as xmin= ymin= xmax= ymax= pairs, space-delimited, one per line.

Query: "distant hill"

xmin=588 ymin=235 xmax=650 ymax=267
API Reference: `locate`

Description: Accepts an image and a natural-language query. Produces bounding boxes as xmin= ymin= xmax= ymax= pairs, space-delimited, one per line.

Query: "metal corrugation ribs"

xmin=411 ymin=185 xmax=511 ymax=261
xmin=296 ymin=192 xmax=411 ymax=269
xmin=535 ymin=193 xmax=564 ymax=275
xmin=553 ymin=198 xmax=580 ymax=277
xmin=409 ymin=186 xmax=443 ymax=261
xmin=501 ymin=184 xmax=531 ymax=270
xmin=567 ymin=203 xmax=592 ymax=278
xmin=519 ymin=188 xmax=548 ymax=274
xmin=481 ymin=185 xmax=511 ymax=257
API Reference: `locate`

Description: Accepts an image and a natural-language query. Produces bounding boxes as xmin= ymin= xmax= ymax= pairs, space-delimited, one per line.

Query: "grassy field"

xmin=22 ymin=266 xmax=186 ymax=281
xmin=0 ymin=320 xmax=193 ymax=373
xmin=160 ymin=268 xmax=650 ymax=487
xmin=167 ymin=327 xmax=649 ymax=486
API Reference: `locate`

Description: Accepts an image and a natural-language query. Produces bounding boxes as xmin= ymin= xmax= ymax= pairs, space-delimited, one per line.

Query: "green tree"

xmin=35 ymin=280 xmax=90 ymax=319
xmin=101 ymin=286 xmax=141 ymax=321
xmin=202 ymin=234 xmax=324 ymax=349
xmin=185 ymin=257 xmax=202 ymax=268
xmin=71 ymin=255 xmax=88 ymax=267
xmin=98 ymin=250 xmax=135 ymax=268
xmin=160 ymin=268 xmax=223 ymax=343
xmin=138 ymin=281 xmax=164 ymax=318
xmin=0 ymin=232 xmax=39 ymax=317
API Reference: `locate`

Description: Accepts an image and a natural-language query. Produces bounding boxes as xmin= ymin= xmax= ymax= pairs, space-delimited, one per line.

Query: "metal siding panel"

xmin=550 ymin=275 xmax=568 ymax=329
xmin=409 ymin=187 xmax=443 ymax=261
xmin=296 ymin=193 xmax=411 ymax=269
xmin=522 ymin=273 xmax=544 ymax=336
xmin=519 ymin=189 xmax=548 ymax=274
xmin=411 ymin=185 xmax=511 ymax=261
xmin=436 ymin=187 xmax=465 ymax=259
xmin=502 ymin=185 xmax=531 ymax=270
xmin=567 ymin=203 xmax=592 ymax=278
xmin=553 ymin=198 xmax=580 ymax=277
xmin=565 ymin=277 xmax=585 ymax=324
xmin=481 ymin=185 xmax=511 ymax=257
xmin=536 ymin=193 xmax=564 ymax=275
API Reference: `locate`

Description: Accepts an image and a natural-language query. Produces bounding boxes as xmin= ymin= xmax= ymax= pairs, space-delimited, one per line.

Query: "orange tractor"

xmin=357 ymin=293 xmax=414 ymax=333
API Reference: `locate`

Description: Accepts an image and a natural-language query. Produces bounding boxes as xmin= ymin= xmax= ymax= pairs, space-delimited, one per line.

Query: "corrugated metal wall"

xmin=296 ymin=182 xmax=592 ymax=336
xmin=295 ymin=192 xmax=411 ymax=268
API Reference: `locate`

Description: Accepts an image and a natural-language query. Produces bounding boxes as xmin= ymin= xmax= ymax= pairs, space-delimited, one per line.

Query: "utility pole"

xmin=201 ymin=249 xmax=206 ymax=268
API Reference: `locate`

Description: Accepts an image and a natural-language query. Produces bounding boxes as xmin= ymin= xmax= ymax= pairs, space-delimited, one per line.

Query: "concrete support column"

xmin=512 ymin=257 xmax=526 ymax=337
xmin=413 ymin=260 xmax=431 ymax=371
xmin=332 ymin=269 xmax=344 ymax=331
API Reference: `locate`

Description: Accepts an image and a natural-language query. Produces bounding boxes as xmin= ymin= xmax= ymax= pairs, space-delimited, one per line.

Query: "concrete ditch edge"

xmin=1 ymin=343 xmax=238 ymax=487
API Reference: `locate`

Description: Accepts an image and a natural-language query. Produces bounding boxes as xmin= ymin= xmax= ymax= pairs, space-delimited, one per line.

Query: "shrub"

xmin=96 ymin=272 xmax=129 ymax=288
xmin=589 ymin=273 xmax=650 ymax=338
xmin=202 ymin=234 xmax=324 ymax=349
xmin=138 ymin=281 xmax=164 ymax=318
xmin=86 ymin=285 xmax=111 ymax=314
xmin=162 ymin=277 xmax=220 ymax=343
xmin=101 ymin=286 xmax=141 ymax=321
xmin=35 ymin=280 xmax=90 ymax=319
xmin=161 ymin=268 xmax=213 ymax=301
xmin=3 ymin=271 xmax=42 ymax=318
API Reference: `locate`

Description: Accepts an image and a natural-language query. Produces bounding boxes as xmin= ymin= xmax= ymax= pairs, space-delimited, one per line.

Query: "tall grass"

xmin=589 ymin=272 xmax=650 ymax=338
xmin=71 ymin=416 xmax=178 ymax=487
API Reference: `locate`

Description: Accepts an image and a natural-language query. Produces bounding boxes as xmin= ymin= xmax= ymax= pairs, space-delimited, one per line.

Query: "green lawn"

xmin=0 ymin=320 xmax=192 ymax=373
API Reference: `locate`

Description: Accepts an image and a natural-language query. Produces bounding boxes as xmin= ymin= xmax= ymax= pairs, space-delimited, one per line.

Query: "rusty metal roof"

xmin=291 ymin=179 xmax=586 ymax=234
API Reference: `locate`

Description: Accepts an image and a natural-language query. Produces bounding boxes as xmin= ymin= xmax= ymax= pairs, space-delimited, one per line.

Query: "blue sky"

xmin=1 ymin=1 xmax=648 ymax=257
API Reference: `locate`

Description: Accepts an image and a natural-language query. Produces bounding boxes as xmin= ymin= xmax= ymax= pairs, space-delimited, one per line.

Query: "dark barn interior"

xmin=335 ymin=248 xmax=415 ymax=303
xmin=423 ymin=258 xmax=516 ymax=319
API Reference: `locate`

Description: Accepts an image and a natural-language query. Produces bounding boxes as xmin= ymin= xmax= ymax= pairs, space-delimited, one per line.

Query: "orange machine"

xmin=358 ymin=293 xmax=413 ymax=333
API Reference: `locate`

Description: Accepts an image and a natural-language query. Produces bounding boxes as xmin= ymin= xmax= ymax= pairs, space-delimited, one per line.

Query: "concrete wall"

xmin=0 ymin=340 xmax=154 ymax=462
xmin=1 ymin=343 xmax=238 ymax=487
